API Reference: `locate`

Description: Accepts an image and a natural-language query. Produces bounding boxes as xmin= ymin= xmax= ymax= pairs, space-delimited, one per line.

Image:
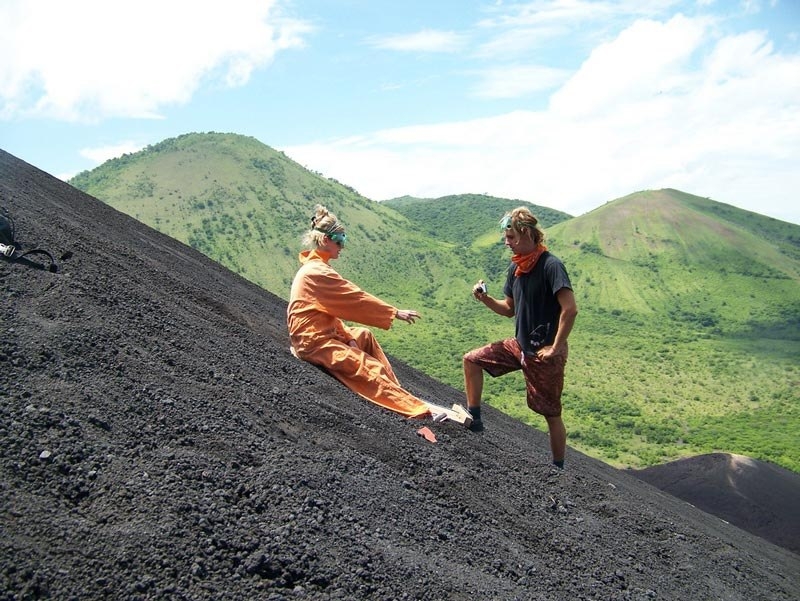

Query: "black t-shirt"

xmin=503 ymin=251 xmax=573 ymax=355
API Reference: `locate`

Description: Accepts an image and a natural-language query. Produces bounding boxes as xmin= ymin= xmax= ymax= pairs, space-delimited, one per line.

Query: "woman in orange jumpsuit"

xmin=287 ymin=204 xmax=431 ymax=418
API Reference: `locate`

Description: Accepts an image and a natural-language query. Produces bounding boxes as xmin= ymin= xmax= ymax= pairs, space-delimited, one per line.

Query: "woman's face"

xmin=322 ymin=234 xmax=343 ymax=259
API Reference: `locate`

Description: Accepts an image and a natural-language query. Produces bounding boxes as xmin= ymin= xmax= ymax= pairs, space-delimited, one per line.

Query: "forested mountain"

xmin=383 ymin=193 xmax=573 ymax=243
xmin=70 ymin=133 xmax=800 ymax=472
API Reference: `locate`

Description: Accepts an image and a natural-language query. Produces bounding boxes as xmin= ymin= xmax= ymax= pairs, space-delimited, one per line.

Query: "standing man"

xmin=464 ymin=207 xmax=578 ymax=469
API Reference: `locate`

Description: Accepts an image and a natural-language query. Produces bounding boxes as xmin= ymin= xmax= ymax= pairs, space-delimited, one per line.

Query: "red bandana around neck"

xmin=511 ymin=244 xmax=547 ymax=276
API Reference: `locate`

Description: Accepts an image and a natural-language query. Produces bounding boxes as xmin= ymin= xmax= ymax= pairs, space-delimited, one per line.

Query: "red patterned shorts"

xmin=463 ymin=338 xmax=566 ymax=417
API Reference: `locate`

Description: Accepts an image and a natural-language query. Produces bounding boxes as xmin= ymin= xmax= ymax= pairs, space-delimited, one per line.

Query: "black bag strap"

xmin=16 ymin=249 xmax=59 ymax=272
xmin=0 ymin=244 xmax=59 ymax=273
xmin=0 ymin=207 xmax=59 ymax=273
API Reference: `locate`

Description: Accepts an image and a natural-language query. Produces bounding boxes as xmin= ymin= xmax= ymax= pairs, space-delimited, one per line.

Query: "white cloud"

xmin=550 ymin=15 xmax=709 ymax=117
xmin=282 ymin=14 xmax=800 ymax=223
xmin=367 ymin=29 xmax=467 ymax=53
xmin=50 ymin=140 xmax=149 ymax=180
xmin=0 ymin=0 xmax=311 ymax=122
xmin=477 ymin=0 xmax=672 ymax=29
xmin=471 ymin=64 xmax=572 ymax=98
xmin=80 ymin=141 xmax=146 ymax=165
xmin=473 ymin=25 xmax=567 ymax=59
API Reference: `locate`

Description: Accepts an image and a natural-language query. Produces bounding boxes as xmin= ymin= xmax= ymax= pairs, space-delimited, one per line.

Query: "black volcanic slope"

xmin=630 ymin=453 xmax=800 ymax=555
xmin=1 ymin=148 xmax=798 ymax=600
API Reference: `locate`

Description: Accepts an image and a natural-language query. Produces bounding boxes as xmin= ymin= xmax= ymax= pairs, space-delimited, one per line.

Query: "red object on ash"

xmin=416 ymin=426 xmax=437 ymax=443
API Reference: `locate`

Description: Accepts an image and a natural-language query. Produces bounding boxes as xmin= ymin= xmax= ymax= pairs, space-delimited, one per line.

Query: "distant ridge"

xmin=630 ymin=453 xmax=800 ymax=554
xmin=551 ymin=188 xmax=800 ymax=277
xmin=383 ymin=192 xmax=572 ymax=245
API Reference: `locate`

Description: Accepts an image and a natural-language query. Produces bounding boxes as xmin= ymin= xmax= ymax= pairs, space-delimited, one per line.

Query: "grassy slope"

xmin=463 ymin=189 xmax=799 ymax=470
xmin=71 ymin=134 xmax=800 ymax=472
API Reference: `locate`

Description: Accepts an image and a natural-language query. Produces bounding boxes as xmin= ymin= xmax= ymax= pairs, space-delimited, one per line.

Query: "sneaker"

xmin=468 ymin=418 xmax=484 ymax=432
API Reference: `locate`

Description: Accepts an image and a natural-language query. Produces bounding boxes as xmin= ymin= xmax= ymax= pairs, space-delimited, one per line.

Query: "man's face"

xmin=504 ymin=226 xmax=535 ymax=254
xmin=504 ymin=227 xmax=522 ymax=251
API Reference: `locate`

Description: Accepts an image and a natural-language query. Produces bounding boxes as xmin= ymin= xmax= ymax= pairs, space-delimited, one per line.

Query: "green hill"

xmin=383 ymin=193 xmax=572 ymax=246
xmin=548 ymin=189 xmax=799 ymax=334
xmin=71 ymin=133 xmax=800 ymax=472
xmin=70 ymin=132 xmax=396 ymax=295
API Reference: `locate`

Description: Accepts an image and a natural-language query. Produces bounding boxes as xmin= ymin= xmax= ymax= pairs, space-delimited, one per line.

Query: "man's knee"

xmin=463 ymin=356 xmax=480 ymax=374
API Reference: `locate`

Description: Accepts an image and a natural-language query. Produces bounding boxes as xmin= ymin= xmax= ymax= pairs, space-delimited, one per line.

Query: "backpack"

xmin=0 ymin=207 xmax=59 ymax=273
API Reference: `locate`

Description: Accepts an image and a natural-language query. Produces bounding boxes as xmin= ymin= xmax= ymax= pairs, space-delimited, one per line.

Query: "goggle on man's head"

xmin=500 ymin=213 xmax=538 ymax=232
xmin=499 ymin=211 xmax=544 ymax=246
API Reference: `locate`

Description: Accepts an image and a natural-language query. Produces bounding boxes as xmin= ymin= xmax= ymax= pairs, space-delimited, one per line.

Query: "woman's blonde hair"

xmin=302 ymin=204 xmax=345 ymax=247
xmin=502 ymin=206 xmax=545 ymax=245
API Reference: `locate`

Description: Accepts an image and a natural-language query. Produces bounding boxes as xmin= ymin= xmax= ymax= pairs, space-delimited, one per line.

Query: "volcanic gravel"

xmin=1 ymin=148 xmax=798 ymax=600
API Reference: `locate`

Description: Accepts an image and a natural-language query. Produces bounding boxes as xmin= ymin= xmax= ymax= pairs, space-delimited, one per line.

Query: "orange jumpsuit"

xmin=287 ymin=249 xmax=430 ymax=418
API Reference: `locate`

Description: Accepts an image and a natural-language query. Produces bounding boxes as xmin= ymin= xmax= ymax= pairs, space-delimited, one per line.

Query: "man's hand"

xmin=536 ymin=344 xmax=567 ymax=359
xmin=472 ymin=279 xmax=488 ymax=301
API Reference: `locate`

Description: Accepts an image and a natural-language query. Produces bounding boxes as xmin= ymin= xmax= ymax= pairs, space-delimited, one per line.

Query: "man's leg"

xmin=463 ymin=357 xmax=486 ymax=431
xmin=463 ymin=356 xmax=484 ymax=410
xmin=545 ymin=415 xmax=567 ymax=467
xmin=463 ymin=340 xmax=521 ymax=432
xmin=524 ymin=353 xmax=567 ymax=467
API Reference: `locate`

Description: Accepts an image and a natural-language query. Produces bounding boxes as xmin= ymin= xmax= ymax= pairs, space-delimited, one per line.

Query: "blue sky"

xmin=2 ymin=0 xmax=799 ymax=224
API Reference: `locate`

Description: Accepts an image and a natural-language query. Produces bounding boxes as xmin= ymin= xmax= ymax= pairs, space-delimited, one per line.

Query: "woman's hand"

xmin=395 ymin=309 xmax=420 ymax=324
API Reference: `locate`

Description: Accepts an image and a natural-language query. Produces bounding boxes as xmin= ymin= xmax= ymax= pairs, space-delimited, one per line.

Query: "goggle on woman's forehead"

xmin=313 ymin=225 xmax=347 ymax=247
xmin=328 ymin=231 xmax=347 ymax=247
